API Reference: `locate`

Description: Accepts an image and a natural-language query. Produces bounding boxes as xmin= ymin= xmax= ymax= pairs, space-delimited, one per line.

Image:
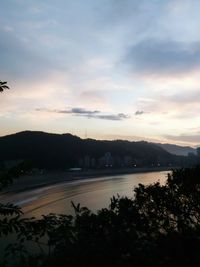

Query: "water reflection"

xmin=2 ymin=171 xmax=169 ymax=218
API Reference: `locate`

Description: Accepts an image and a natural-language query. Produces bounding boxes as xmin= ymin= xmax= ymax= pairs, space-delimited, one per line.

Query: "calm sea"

xmin=2 ymin=170 xmax=170 ymax=218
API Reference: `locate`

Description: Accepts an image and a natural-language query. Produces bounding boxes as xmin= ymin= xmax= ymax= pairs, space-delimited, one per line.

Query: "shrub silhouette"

xmin=0 ymin=81 xmax=9 ymax=92
xmin=1 ymin=166 xmax=200 ymax=267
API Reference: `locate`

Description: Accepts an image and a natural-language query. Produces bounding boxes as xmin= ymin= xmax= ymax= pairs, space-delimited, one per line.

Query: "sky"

xmin=1 ymin=0 xmax=200 ymax=146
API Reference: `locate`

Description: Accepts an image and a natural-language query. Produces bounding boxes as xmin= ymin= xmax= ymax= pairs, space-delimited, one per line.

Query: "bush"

xmin=1 ymin=167 xmax=200 ymax=267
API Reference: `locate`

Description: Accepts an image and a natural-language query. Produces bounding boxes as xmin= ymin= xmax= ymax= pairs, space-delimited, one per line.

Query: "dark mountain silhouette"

xmin=0 ymin=131 xmax=196 ymax=169
xmin=156 ymin=143 xmax=196 ymax=156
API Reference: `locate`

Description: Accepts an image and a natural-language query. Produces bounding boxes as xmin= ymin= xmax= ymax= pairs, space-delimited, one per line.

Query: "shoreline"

xmin=1 ymin=167 xmax=172 ymax=194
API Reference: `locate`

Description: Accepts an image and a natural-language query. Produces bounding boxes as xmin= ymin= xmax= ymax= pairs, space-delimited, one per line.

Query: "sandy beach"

xmin=1 ymin=167 xmax=172 ymax=194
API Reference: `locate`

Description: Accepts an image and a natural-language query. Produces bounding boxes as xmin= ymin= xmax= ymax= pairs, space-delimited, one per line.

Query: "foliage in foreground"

xmin=1 ymin=167 xmax=200 ymax=267
xmin=0 ymin=81 xmax=9 ymax=93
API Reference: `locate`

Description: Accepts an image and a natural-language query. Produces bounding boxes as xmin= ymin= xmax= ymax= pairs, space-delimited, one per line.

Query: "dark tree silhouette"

xmin=0 ymin=80 xmax=9 ymax=92
xmin=1 ymin=166 xmax=200 ymax=267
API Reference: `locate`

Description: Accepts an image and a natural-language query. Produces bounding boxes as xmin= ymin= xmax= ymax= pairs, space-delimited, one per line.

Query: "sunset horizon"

xmin=1 ymin=1 xmax=200 ymax=145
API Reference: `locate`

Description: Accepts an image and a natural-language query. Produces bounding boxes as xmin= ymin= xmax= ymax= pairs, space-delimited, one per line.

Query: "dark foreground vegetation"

xmin=0 ymin=166 xmax=200 ymax=267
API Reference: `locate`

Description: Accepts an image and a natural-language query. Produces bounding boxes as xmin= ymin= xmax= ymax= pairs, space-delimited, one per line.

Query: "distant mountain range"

xmin=0 ymin=131 xmax=198 ymax=169
xmin=156 ymin=143 xmax=196 ymax=156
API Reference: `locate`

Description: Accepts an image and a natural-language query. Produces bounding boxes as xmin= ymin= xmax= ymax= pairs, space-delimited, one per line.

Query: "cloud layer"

xmin=36 ymin=108 xmax=130 ymax=121
xmin=125 ymin=40 xmax=200 ymax=76
xmin=1 ymin=0 xmax=200 ymax=145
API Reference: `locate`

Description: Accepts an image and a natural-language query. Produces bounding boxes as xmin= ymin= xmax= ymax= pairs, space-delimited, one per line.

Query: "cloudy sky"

xmin=1 ymin=0 xmax=200 ymax=146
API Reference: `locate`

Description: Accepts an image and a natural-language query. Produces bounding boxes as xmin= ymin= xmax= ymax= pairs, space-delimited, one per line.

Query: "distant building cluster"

xmin=78 ymin=152 xmax=145 ymax=169
xmin=2 ymin=159 xmax=24 ymax=169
